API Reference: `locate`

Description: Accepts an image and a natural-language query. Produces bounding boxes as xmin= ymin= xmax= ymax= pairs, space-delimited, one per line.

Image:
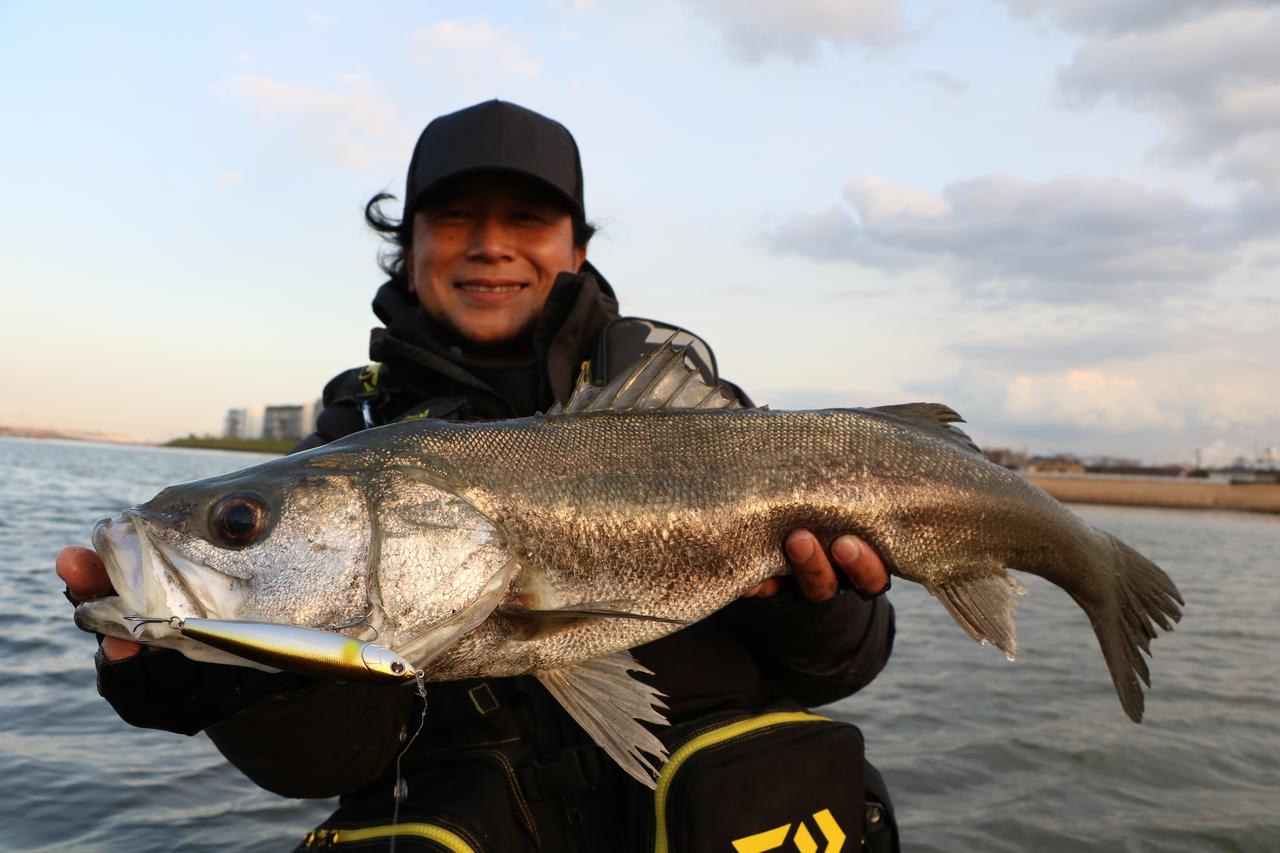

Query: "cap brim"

xmin=409 ymin=166 xmax=582 ymax=219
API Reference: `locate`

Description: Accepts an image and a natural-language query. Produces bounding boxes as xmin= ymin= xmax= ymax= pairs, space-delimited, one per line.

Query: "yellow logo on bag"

xmin=731 ymin=808 xmax=846 ymax=853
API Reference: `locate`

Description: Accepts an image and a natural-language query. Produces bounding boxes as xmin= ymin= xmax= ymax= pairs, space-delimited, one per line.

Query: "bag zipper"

xmin=652 ymin=710 xmax=831 ymax=853
xmin=304 ymin=821 xmax=478 ymax=851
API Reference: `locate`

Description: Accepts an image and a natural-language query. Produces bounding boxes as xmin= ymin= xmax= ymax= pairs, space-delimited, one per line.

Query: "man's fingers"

xmin=56 ymin=546 xmax=114 ymax=601
xmin=831 ymin=535 xmax=890 ymax=596
xmin=100 ymin=636 xmax=144 ymax=661
xmin=56 ymin=546 xmax=142 ymax=658
xmin=784 ymin=530 xmax=839 ymax=602
xmin=741 ymin=578 xmax=783 ymax=598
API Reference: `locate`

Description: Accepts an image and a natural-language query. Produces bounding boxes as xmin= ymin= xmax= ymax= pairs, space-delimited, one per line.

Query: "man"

xmin=58 ymin=100 xmax=898 ymax=851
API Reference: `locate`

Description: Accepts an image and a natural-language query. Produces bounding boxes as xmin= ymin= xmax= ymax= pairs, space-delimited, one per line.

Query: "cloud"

xmin=213 ymin=170 xmax=242 ymax=189
xmin=916 ymin=70 xmax=968 ymax=95
xmin=946 ymin=330 xmax=1176 ymax=372
xmin=916 ymin=314 xmax=1280 ymax=460
xmin=999 ymin=0 xmax=1261 ymax=36
xmin=1003 ymin=369 xmax=1173 ymax=432
xmin=306 ymin=11 xmax=334 ymax=27
xmin=679 ymin=0 xmax=906 ymax=64
xmin=411 ymin=20 xmax=541 ymax=78
xmin=769 ymin=174 xmax=1236 ymax=302
xmin=227 ymin=74 xmax=406 ymax=170
xmin=1000 ymin=3 xmax=1280 ymax=195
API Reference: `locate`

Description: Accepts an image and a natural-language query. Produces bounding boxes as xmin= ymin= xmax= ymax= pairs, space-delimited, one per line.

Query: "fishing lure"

xmin=125 ymin=616 xmax=420 ymax=683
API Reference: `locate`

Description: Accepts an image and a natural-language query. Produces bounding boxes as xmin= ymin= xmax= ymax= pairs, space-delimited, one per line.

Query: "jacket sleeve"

xmin=722 ymin=584 xmax=895 ymax=708
xmin=95 ymin=647 xmax=310 ymax=736
xmin=205 ymin=678 xmax=415 ymax=797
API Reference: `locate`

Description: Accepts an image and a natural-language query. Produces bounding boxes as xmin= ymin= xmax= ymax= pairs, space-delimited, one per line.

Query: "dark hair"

xmin=364 ymin=192 xmax=597 ymax=284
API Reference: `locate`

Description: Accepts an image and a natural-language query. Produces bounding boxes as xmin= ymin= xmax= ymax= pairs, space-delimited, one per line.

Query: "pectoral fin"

xmin=536 ymin=651 xmax=670 ymax=788
xmin=499 ymin=600 xmax=688 ymax=640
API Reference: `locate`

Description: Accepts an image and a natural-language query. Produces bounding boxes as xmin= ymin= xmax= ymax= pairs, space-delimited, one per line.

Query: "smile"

xmin=456 ymin=281 xmax=526 ymax=293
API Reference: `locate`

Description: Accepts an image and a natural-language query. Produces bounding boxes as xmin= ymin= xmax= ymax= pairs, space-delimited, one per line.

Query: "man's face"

xmin=408 ymin=173 xmax=586 ymax=354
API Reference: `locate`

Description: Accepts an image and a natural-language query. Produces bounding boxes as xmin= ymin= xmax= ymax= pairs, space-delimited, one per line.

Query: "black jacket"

xmin=96 ymin=264 xmax=894 ymax=847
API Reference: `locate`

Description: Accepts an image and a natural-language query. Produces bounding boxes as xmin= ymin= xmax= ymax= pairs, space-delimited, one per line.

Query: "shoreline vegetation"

xmin=164 ymin=437 xmax=297 ymax=454
xmin=1025 ymin=473 xmax=1280 ymax=514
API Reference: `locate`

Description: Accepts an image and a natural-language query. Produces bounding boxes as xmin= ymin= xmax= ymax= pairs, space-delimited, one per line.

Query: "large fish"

xmin=76 ymin=342 xmax=1183 ymax=784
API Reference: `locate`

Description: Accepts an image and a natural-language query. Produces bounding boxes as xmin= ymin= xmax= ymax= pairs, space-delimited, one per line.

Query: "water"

xmin=2 ymin=437 xmax=1278 ymax=852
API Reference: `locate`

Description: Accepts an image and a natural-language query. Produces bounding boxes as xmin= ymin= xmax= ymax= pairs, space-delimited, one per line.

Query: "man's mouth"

xmin=455 ymin=279 xmax=526 ymax=293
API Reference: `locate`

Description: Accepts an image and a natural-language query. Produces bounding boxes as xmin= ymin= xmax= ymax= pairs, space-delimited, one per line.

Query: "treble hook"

xmin=324 ymin=607 xmax=379 ymax=642
xmin=124 ymin=615 xmax=184 ymax=637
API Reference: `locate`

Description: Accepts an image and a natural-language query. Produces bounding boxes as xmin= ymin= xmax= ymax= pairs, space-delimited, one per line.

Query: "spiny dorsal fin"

xmin=868 ymin=403 xmax=981 ymax=454
xmin=554 ymin=334 xmax=742 ymax=414
xmin=536 ymin=652 xmax=670 ymax=788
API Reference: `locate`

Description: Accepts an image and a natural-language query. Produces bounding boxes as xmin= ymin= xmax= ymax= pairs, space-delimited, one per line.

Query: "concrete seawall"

xmin=1025 ymin=474 xmax=1280 ymax=514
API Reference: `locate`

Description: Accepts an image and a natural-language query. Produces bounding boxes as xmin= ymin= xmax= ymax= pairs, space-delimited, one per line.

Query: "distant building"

xmin=1024 ymin=454 xmax=1086 ymax=474
xmin=262 ymin=405 xmax=305 ymax=442
xmin=982 ymin=447 xmax=1027 ymax=469
xmin=223 ymin=408 xmax=248 ymax=440
xmin=244 ymin=406 xmax=264 ymax=440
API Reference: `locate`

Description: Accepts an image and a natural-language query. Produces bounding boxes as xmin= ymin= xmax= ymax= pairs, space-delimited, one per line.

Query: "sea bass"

xmin=77 ymin=342 xmax=1183 ymax=784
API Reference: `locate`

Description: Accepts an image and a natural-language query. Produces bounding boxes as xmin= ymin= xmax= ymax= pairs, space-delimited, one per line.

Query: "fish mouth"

xmin=76 ymin=512 xmax=204 ymax=642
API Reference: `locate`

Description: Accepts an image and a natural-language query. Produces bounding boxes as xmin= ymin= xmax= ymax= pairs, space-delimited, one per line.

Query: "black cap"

xmin=404 ymin=100 xmax=584 ymax=219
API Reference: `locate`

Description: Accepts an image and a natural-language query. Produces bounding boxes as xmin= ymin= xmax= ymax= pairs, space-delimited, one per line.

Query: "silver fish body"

xmin=77 ymin=345 xmax=1182 ymax=784
xmin=367 ymin=405 xmax=1181 ymax=714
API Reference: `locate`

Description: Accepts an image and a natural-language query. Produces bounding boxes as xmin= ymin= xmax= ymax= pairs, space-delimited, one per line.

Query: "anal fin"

xmin=536 ymin=651 xmax=670 ymax=788
xmin=932 ymin=570 xmax=1029 ymax=660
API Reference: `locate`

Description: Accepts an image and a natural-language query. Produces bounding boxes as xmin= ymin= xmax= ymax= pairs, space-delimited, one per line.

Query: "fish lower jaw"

xmin=74 ymin=596 xmax=140 ymax=642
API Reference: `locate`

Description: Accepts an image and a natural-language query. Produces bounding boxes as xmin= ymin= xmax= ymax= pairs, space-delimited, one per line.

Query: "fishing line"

xmin=388 ymin=669 xmax=428 ymax=853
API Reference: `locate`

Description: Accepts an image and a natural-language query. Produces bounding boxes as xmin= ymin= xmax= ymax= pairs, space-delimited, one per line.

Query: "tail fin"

xmin=1087 ymin=535 xmax=1183 ymax=722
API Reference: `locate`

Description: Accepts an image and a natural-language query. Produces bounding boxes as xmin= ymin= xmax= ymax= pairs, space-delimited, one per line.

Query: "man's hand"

xmin=742 ymin=531 xmax=890 ymax=602
xmin=56 ymin=545 xmax=143 ymax=662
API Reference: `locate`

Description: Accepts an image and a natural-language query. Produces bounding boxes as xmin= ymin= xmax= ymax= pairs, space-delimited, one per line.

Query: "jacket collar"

xmin=368 ymin=261 xmax=620 ymax=404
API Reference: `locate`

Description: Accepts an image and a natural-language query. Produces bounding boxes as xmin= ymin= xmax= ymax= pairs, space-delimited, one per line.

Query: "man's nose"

xmin=465 ymin=216 xmax=514 ymax=261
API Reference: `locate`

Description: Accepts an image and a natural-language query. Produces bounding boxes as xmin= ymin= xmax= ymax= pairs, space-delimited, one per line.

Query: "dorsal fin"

xmin=551 ymin=334 xmax=743 ymax=414
xmin=867 ymin=403 xmax=981 ymax=454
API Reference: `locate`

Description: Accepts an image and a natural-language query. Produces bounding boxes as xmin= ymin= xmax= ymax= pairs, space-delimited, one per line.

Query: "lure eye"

xmin=390 ymin=661 xmax=405 ymax=675
xmin=210 ymin=493 xmax=269 ymax=548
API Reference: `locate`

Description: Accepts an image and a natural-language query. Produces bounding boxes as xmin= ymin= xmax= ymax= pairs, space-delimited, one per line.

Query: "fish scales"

xmin=382 ymin=408 xmax=1098 ymax=680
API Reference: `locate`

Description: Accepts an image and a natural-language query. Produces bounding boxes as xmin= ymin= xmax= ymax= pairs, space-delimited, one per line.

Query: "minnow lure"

xmin=126 ymin=616 xmax=420 ymax=684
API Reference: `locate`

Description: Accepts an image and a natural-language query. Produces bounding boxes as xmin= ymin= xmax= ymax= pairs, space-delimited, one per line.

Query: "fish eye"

xmin=210 ymin=493 xmax=269 ymax=548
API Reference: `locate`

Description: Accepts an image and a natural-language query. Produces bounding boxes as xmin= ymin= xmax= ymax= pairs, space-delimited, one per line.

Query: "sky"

xmin=1 ymin=0 xmax=1277 ymax=464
